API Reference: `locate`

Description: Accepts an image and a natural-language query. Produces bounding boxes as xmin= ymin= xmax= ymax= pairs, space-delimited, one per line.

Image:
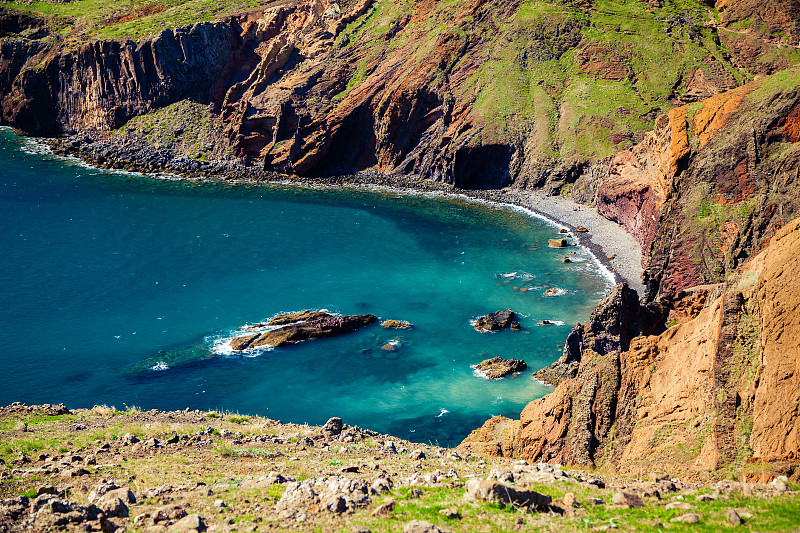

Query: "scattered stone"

xmin=381 ymin=320 xmax=413 ymax=329
xmin=611 ymin=492 xmax=644 ymax=508
xmin=671 ymin=513 xmax=701 ymax=524
xmin=409 ymin=449 xmax=426 ymax=460
xmin=171 ymin=513 xmax=205 ymax=532
xmin=607 ymin=253 xmax=617 ymax=260
xmin=473 ymin=309 xmax=521 ymax=332
xmin=474 ymin=356 xmax=527 ymax=379
xmin=403 ymin=520 xmax=449 ymax=533
xmin=562 ymin=257 xmax=572 ymax=263
xmin=587 ymin=478 xmax=605 ymax=489
xmin=97 ymin=496 xmax=128 ymax=518
xmin=770 ymin=479 xmax=790 ymax=492
xmin=439 ymin=508 xmax=459 ymax=519
xmin=464 ymin=479 xmax=551 ymax=510
xmin=408 ymin=488 xmax=423 ymax=499
xmin=697 ymin=494 xmax=715 ymax=502
xmin=121 ymin=433 xmax=140 ymax=445
xmin=559 ymin=229 xmax=568 ymax=234
xmin=576 ymin=226 xmax=589 ymax=233
xmin=665 ymin=501 xmax=696 ymax=510
xmin=726 ymin=507 xmax=742 ymax=526
xmin=586 ymin=497 xmax=604 ymax=505
xmin=61 ymin=467 xmax=89 ymax=478
xmin=548 ymin=238 xmax=568 ymax=248
xmin=372 ymin=499 xmax=395 ymax=517
xmin=563 ymin=492 xmax=577 ymax=508
xmin=213 ymin=499 xmax=226 ymax=508
xmin=537 ymin=320 xmax=554 ymax=326
xmin=370 ymin=478 xmax=392 ymax=495
xmin=153 ymin=504 xmax=187 ymax=523
xmin=381 ymin=343 xmax=398 ymax=351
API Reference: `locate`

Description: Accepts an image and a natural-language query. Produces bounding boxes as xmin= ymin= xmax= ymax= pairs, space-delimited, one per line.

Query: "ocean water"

xmin=0 ymin=128 xmax=612 ymax=446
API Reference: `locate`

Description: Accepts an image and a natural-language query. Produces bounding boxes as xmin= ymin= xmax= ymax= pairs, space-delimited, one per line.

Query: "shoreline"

xmin=31 ymin=131 xmax=646 ymax=296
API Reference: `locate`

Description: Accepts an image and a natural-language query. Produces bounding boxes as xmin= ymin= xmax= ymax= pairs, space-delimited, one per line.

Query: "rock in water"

xmin=230 ymin=312 xmax=377 ymax=350
xmin=475 ymin=357 xmax=527 ymax=379
xmin=473 ymin=309 xmax=520 ymax=332
xmin=548 ymin=238 xmax=568 ymax=248
xmin=381 ymin=319 xmax=413 ymax=329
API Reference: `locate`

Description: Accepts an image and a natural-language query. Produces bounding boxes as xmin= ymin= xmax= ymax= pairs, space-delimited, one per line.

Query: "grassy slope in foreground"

xmin=1 ymin=404 xmax=800 ymax=532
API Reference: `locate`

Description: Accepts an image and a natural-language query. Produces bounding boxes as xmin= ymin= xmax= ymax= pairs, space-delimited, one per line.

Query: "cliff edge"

xmin=460 ymin=217 xmax=800 ymax=482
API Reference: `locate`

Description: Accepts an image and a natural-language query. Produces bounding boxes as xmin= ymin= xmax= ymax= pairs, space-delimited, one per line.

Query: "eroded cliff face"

xmin=574 ymin=68 xmax=800 ymax=300
xmin=1 ymin=22 xmax=234 ymax=135
xmin=2 ymin=0 xmax=799 ymax=189
xmin=461 ymin=218 xmax=800 ymax=480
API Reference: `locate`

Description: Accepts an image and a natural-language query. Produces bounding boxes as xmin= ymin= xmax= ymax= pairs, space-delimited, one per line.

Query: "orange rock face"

xmin=461 ymin=219 xmax=800 ymax=479
xmin=750 ymin=218 xmax=800 ymax=461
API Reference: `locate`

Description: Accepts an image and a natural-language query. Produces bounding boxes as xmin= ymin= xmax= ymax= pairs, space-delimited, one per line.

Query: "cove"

xmin=0 ymin=128 xmax=612 ymax=446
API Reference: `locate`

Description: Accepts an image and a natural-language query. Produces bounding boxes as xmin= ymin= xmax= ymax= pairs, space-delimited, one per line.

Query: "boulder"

xmin=321 ymin=417 xmax=343 ymax=438
xmin=473 ymin=309 xmax=520 ymax=332
xmin=611 ymin=492 xmax=644 ymax=508
xmin=576 ymin=226 xmax=589 ymax=233
xmin=548 ymin=238 xmax=568 ymax=248
xmin=464 ymin=479 xmax=551 ymax=510
xmin=230 ymin=312 xmax=377 ymax=350
xmin=474 ymin=357 xmax=527 ymax=379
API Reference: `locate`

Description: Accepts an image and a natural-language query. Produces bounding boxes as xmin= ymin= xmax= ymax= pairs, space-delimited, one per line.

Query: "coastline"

xmin=37 ymin=133 xmax=646 ymax=296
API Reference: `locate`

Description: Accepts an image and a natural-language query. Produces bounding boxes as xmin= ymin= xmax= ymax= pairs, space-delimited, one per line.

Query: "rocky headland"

xmin=1 ymin=0 xmax=800 ymax=524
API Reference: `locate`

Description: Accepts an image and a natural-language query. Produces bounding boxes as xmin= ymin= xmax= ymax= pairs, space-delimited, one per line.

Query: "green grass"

xmin=2 ymin=0 xmax=277 ymax=41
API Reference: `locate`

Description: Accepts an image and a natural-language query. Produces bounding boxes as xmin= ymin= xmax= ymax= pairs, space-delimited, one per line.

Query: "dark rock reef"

xmin=230 ymin=311 xmax=377 ymax=350
xmin=472 ymin=309 xmax=520 ymax=332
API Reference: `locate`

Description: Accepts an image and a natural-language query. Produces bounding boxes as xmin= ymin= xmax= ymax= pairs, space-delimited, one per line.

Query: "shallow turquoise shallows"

xmin=0 ymin=128 xmax=612 ymax=446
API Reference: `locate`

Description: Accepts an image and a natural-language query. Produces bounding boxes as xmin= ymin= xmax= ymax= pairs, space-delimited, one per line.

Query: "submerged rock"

xmin=473 ymin=309 xmax=521 ymax=332
xmin=230 ymin=312 xmax=377 ymax=350
xmin=475 ymin=357 xmax=527 ymax=379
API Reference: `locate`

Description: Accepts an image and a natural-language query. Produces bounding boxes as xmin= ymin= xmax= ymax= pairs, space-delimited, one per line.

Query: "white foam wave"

xmin=150 ymin=361 xmax=170 ymax=371
xmin=497 ymin=271 xmax=535 ymax=281
xmin=436 ymin=408 xmax=449 ymax=418
xmin=543 ymin=288 xmax=568 ymax=297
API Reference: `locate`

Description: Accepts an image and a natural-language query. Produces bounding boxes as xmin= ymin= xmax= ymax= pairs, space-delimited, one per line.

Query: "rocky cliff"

xmin=460 ymin=217 xmax=800 ymax=481
xmin=2 ymin=0 xmax=799 ymax=188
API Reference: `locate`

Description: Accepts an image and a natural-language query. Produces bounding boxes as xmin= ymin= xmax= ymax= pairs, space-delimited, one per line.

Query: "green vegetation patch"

xmin=2 ymin=0 xmax=276 ymax=41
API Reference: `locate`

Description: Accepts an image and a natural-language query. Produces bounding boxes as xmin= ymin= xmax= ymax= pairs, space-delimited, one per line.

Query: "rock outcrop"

xmin=474 ymin=356 xmax=527 ymax=380
xmin=533 ymin=283 xmax=666 ymax=386
xmin=230 ymin=312 xmax=377 ymax=350
xmin=472 ymin=309 xmax=520 ymax=332
xmin=461 ymin=218 xmax=800 ymax=479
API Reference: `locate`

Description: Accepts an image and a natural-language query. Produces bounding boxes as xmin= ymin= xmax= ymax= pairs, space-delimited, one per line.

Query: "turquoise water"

xmin=0 ymin=128 xmax=612 ymax=446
